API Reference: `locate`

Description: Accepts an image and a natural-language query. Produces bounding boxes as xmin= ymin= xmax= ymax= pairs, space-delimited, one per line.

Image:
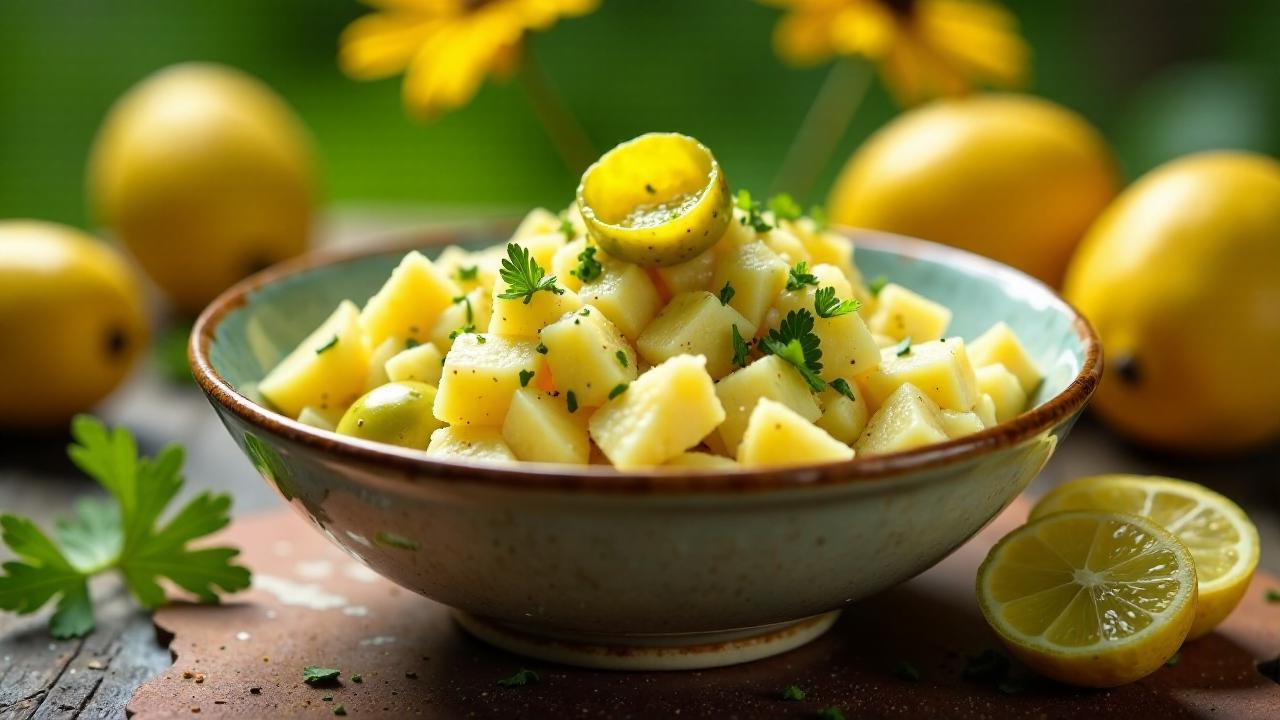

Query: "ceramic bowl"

xmin=191 ymin=225 xmax=1100 ymax=670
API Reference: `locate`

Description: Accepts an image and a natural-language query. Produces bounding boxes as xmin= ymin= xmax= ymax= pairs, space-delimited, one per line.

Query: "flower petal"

xmin=400 ymin=7 xmax=527 ymax=119
xmin=916 ymin=0 xmax=1029 ymax=86
xmin=340 ymin=12 xmax=444 ymax=80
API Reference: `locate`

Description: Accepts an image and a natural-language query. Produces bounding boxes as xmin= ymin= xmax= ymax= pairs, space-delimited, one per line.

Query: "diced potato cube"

xmin=873 ymin=333 xmax=900 ymax=348
xmin=636 ymin=291 xmax=756 ymax=380
xmin=939 ymin=409 xmax=985 ymax=439
xmin=762 ymin=227 xmax=810 ymax=265
xmin=976 ymin=363 xmax=1028 ymax=423
xmin=550 ymin=238 xmax=589 ymax=292
xmin=540 ymin=305 xmax=637 ymax=407
xmin=426 ymin=426 xmax=516 ymax=462
xmin=715 ymin=355 xmax=821 ymax=455
xmin=770 ymin=264 xmax=880 ymax=380
xmin=711 ymin=240 xmax=788 ymax=327
xmin=433 ymin=333 xmax=539 ymax=426
xmin=738 ymin=398 xmax=855 ymax=467
xmin=364 ymin=337 xmax=402 ymax=391
xmin=968 ymin=322 xmax=1042 ymax=394
xmin=434 ymin=246 xmax=486 ymax=292
xmin=859 ymin=338 xmax=978 ymax=412
xmin=655 ymin=249 xmax=716 ymax=297
xmin=856 ymin=383 xmax=949 ymax=456
xmin=359 ymin=251 xmax=461 ymax=347
xmin=588 ymin=355 xmax=725 ymax=469
xmin=814 ymin=386 xmax=870 ymax=445
xmin=260 ymin=300 xmax=369 ymax=419
xmin=428 ymin=288 xmax=491 ymax=351
xmin=664 ymin=451 xmax=739 ymax=469
xmin=385 ymin=342 xmax=444 ymax=386
xmin=975 ymin=393 xmax=998 ymax=427
xmin=502 ymin=388 xmax=590 ymax=464
xmin=867 ymin=283 xmax=952 ymax=342
xmin=297 ymin=405 xmax=343 ymax=432
xmin=513 ymin=232 xmax=564 ymax=274
xmin=796 ymin=222 xmax=861 ymax=290
xmin=578 ymin=262 xmax=661 ymax=340
xmin=488 ymin=277 xmax=581 ymax=338
xmin=511 ymin=207 xmax=560 ymax=242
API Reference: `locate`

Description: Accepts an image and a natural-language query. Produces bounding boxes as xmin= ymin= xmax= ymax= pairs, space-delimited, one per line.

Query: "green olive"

xmin=336 ymin=381 xmax=443 ymax=449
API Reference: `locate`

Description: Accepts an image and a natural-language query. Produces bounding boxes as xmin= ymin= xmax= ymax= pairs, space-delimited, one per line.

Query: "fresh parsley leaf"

xmin=303 ymin=666 xmax=341 ymax=686
xmin=813 ymin=286 xmax=860 ymax=318
xmin=476 ymin=336 xmax=487 ymax=344
xmin=571 ymin=245 xmax=603 ymax=283
xmin=1266 ymin=588 xmax=1280 ymax=602
xmin=644 ymin=183 xmax=656 ymax=194
xmin=786 ymin=261 xmax=819 ymax=291
xmin=868 ymin=274 xmax=888 ymax=297
xmin=351 ymin=674 xmax=363 ymax=683
xmin=519 ymin=369 xmax=535 ymax=387
xmin=780 ymin=685 xmax=806 ymax=701
xmin=608 ymin=383 xmax=628 ymax=400
xmin=734 ymin=189 xmax=772 ymax=233
xmin=1166 ymin=652 xmax=1181 ymax=667
xmin=818 ymin=707 xmax=845 ymax=720
xmin=731 ymin=324 xmax=752 ymax=369
xmin=0 ymin=417 xmax=250 ymax=638
xmin=448 ymin=295 xmax=476 ymax=340
xmin=448 ymin=324 xmax=475 ymax=340
xmin=498 ymin=669 xmax=539 ymax=687
xmin=615 ymin=350 xmax=628 ymax=367
xmin=768 ymin=193 xmax=803 ymax=222
xmin=718 ymin=281 xmax=735 ymax=306
xmin=333 ymin=705 xmax=347 ymax=716
xmin=497 ymin=243 xmax=564 ymax=304
xmin=566 ymin=391 xmax=579 ymax=414
xmin=891 ymin=337 xmax=913 ymax=357
xmin=894 ymin=660 xmax=921 ymax=682
xmin=760 ymin=309 xmax=825 ymax=392
xmin=536 ymin=343 xmax=548 ymax=355
xmin=456 ymin=265 xmax=479 ymax=281
xmin=829 ymin=378 xmax=856 ymax=401
xmin=404 ymin=338 xmax=420 ymax=349
xmin=315 ymin=335 xmax=339 ymax=354
xmin=558 ymin=217 xmax=576 ymax=242
xmin=808 ymin=205 xmax=828 ymax=231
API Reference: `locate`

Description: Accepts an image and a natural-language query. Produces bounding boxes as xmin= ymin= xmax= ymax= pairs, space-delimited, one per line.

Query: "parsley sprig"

xmin=768 ymin=193 xmax=803 ymax=222
xmin=786 ymin=261 xmax=819 ymax=291
xmin=718 ymin=281 xmax=736 ymax=306
xmin=731 ymin=325 xmax=753 ymax=368
xmin=0 ymin=417 xmax=250 ymax=638
xmin=814 ymin=286 xmax=860 ymax=318
xmin=497 ymin=243 xmax=564 ymax=304
xmin=760 ymin=309 xmax=825 ymax=392
xmin=734 ymin=190 xmax=772 ymax=233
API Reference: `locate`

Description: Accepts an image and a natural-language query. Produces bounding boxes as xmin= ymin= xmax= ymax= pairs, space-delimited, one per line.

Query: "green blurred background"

xmin=1 ymin=0 xmax=1277 ymax=229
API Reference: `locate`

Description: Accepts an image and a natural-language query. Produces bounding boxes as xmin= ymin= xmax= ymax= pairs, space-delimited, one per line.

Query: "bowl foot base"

xmin=452 ymin=609 xmax=841 ymax=671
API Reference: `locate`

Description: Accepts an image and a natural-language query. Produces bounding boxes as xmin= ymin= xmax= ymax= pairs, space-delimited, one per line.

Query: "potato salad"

xmin=258 ymin=133 xmax=1041 ymax=470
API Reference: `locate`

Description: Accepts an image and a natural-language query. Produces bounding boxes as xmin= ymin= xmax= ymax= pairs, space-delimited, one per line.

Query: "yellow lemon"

xmin=1064 ymin=151 xmax=1280 ymax=453
xmin=829 ymin=94 xmax=1118 ymax=286
xmin=0 ymin=221 xmax=148 ymax=427
xmin=88 ymin=63 xmax=316 ymax=315
xmin=977 ymin=511 xmax=1197 ymax=688
xmin=1031 ymin=475 xmax=1259 ymax=639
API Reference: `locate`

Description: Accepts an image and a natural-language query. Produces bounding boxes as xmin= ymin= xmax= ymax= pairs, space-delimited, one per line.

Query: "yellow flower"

xmin=764 ymin=0 xmax=1029 ymax=105
xmin=340 ymin=0 xmax=598 ymax=119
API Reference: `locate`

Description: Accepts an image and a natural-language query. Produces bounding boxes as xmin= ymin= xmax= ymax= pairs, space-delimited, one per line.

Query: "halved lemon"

xmin=576 ymin=133 xmax=731 ymax=267
xmin=1031 ymin=474 xmax=1258 ymax=639
xmin=976 ymin=511 xmax=1197 ymax=687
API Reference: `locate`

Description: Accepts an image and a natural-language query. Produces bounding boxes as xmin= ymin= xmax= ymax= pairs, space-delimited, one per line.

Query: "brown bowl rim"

xmin=190 ymin=223 xmax=1101 ymax=494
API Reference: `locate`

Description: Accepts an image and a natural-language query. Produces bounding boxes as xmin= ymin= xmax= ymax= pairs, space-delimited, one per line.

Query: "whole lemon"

xmin=1065 ymin=152 xmax=1280 ymax=453
xmin=88 ymin=63 xmax=316 ymax=315
xmin=829 ymin=94 xmax=1118 ymax=286
xmin=0 ymin=221 xmax=148 ymax=428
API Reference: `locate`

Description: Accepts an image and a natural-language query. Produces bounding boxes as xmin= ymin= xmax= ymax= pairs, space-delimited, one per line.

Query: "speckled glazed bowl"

xmin=191 ymin=225 xmax=1100 ymax=670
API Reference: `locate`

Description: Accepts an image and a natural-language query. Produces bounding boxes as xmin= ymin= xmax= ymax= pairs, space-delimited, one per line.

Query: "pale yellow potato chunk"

xmin=384 ymin=342 xmax=444 ymax=386
xmin=636 ymin=291 xmax=756 ymax=380
xmin=738 ymin=398 xmax=854 ymax=467
xmin=588 ymin=355 xmax=725 ymax=469
xmin=540 ymin=305 xmax=637 ymax=407
xmin=939 ymin=409 xmax=985 ymax=439
xmin=859 ymin=338 xmax=978 ymax=413
xmin=297 ymin=405 xmax=342 ymax=432
xmin=359 ymin=251 xmax=461 ymax=348
xmin=715 ymin=355 xmax=821 ymax=455
xmin=433 ymin=333 xmax=539 ymax=427
xmin=762 ymin=227 xmax=810 ymax=265
xmin=434 ymin=246 xmax=486 ymax=293
xmin=426 ymin=426 xmax=516 ymax=462
xmin=770 ymin=264 xmax=880 ymax=380
xmin=867 ymin=283 xmax=952 ymax=342
xmin=873 ymin=333 xmax=900 ymax=348
xmin=260 ymin=300 xmax=369 ymax=419
xmin=856 ymin=383 xmax=950 ymax=456
xmin=364 ymin=337 xmax=402 ymax=392
xmin=550 ymin=238 xmax=589 ymax=292
xmin=976 ymin=363 xmax=1028 ymax=423
xmin=711 ymin=240 xmax=789 ymax=327
xmin=975 ymin=393 xmax=998 ymax=427
xmin=502 ymin=388 xmax=589 ymax=464
xmin=512 ymin=207 xmax=560 ymax=240
xmin=578 ymin=262 xmax=661 ymax=341
xmin=428 ymin=288 xmax=491 ymax=351
xmin=664 ymin=451 xmax=739 ymax=469
xmin=655 ymin=249 xmax=716 ymax=296
xmin=488 ymin=278 xmax=581 ymax=338
xmin=512 ymin=233 xmax=565 ymax=275
xmin=968 ymin=322 xmax=1042 ymax=394
xmin=815 ymin=386 xmax=870 ymax=445
xmin=793 ymin=221 xmax=860 ymax=290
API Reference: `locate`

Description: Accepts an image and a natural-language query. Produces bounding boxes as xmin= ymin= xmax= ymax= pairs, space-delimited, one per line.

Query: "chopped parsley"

xmin=448 ymin=295 xmax=476 ymax=340
xmin=351 ymin=674 xmax=363 ymax=684
xmin=558 ymin=216 xmax=575 ymax=242
xmin=571 ymin=245 xmax=603 ymax=283
xmin=497 ymin=242 xmax=564 ymax=304
xmin=813 ymin=286 xmax=860 ymax=318
xmin=760 ymin=309 xmax=825 ymax=392
xmin=1266 ymin=588 xmax=1280 ymax=602
xmin=731 ymin=324 xmax=752 ymax=369
xmin=615 ymin=350 xmax=629 ymax=367
xmin=608 ymin=383 xmax=629 ymax=400
xmin=1166 ymin=652 xmax=1181 ymax=667
xmin=768 ymin=193 xmax=803 ymax=222
xmin=519 ymin=369 xmax=535 ymax=388
xmin=536 ymin=343 xmax=549 ymax=355
xmin=456 ymin=265 xmax=479 ymax=281
xmin=734 ymin=189 xmax=772 ymax=233
xmin=333 ymin=705 xmax=347 ymax=716
xmin=315 ymin=335 xmax=339 ymax=354
xmin=809 ymin=205 xmax=828 ymax=231
xmin=498 ymin=668 xmax=540 ymax=687
xmin=891 ymin=337 xmax=913 ymax=357
xmin=868 ymin=274 xmax=888 ymax=297
xmin=303 ymin=666 xmax=341 ymax=686
xmin=830 ymin=378 xmax=856 ymax=401
xmin=780 ymin=685 xmax=806 ymax=701
xmin=404 ymin=338 xmax=420 ymax=349
xmin=644 ymin=183 xmax=656 ymax=194
xmin=718 ymin=281 xmax=736 ymax=306
xmin=818 ymin=708 xmax=845 ymax=720
xmin=894 ymin=660 xmax=921 ymax=682
xmin=786 ymin=261 xmax=819 ymax=291
xmin=566 ymin=391 xmax=579 ymax=413
xmin=476 ymin=336 xmax=487 ymax=344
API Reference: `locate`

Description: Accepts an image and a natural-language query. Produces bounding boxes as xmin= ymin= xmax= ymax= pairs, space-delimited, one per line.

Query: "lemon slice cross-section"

xmin=576 ymin=133 xmax=731 ymax=267
xmin=977 ymin=510 xmax=1197 ymax=687
xmin=1031 ymin=474 xmax=1259 ymax=638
